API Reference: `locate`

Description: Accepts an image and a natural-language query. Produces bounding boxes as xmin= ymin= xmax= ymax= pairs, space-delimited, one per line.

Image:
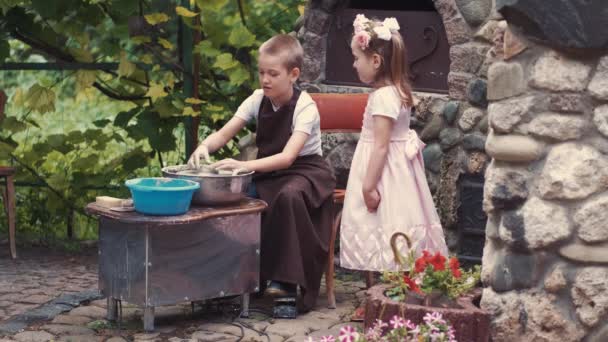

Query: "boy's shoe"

xmin=264 ymin=281 xmax=297 ymax=297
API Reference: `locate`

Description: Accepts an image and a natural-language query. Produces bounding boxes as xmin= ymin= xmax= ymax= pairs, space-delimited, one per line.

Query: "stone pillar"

xmin=480 ymin=2 xmax=608 ymax=339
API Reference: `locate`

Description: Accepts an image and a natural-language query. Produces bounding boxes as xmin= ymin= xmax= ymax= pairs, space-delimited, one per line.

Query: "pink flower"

xmin=423 ymin=311 xmax=446 ymax=326
xmin=364 ymin=327 xmax=381 ymax=340
xmin=353 ymin=31 xmax=371 ymax=50
xmin=409 ymin=324 xmax=421 ymax=337
xmin=389 ymin=315 xmax=406 ymax=329
xmin=404 ymin=319 xmax=416 ymax=330
xmin=320 ymin=336 xmax=335 ymax=342
xmin=373 ymin=319 xmax=388 ymax=329
xmin=338 ymin=326 xmax=360 ymax=342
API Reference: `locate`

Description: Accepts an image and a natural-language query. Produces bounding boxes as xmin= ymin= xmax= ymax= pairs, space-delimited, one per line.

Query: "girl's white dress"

xmin=340 ymin=86 xmax=448 ymax=271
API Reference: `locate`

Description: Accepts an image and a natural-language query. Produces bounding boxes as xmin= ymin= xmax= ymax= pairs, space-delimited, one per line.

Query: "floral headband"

xmin=353 ymin=14 xmax=400 ymax=50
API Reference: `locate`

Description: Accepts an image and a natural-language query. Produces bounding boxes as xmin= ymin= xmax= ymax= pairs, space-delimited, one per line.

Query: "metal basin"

xmin=162 ymin=165 xmax=254 ymax=206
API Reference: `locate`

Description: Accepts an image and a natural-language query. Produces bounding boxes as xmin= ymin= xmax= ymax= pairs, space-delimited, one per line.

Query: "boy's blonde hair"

xmin=259 ymin=34 xmax=304 ymax=71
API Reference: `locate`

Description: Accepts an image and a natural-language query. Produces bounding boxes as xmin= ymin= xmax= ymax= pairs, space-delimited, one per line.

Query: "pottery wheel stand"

xmin=86 ymin=198 xmax=267 ymax=331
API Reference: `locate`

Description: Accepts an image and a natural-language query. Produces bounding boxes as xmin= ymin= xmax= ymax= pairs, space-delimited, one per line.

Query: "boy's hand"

xmin=187 ymin=144 xmax=211 ymax=169
xmin=362 ymin=188 xmax=381 ymax=213
xmin=212 ymin=158 xmax=250 ymax=173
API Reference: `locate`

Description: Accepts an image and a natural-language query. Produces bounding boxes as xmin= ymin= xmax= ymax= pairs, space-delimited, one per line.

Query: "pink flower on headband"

xmin=354 ymin=31 xmax=371 ymax=50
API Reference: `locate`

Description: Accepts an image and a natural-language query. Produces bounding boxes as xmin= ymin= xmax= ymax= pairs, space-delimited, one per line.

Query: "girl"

xmin=340 ymin=15 xmax=448 ymax=279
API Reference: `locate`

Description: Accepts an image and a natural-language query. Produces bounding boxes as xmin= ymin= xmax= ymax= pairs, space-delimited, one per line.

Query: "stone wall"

xmin=297 ymin=0 xmax=498 ymax=252
xmin=479 ymin=1 xmax=608 ymax=340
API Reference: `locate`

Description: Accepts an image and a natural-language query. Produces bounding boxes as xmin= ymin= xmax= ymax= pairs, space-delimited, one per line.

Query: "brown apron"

xmin=254 ymin=88 xmax=336 ymax=311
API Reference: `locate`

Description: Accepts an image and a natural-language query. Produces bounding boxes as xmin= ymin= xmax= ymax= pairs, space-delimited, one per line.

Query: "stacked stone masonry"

xmin=480 ymin=1 xmax=608 ymax=341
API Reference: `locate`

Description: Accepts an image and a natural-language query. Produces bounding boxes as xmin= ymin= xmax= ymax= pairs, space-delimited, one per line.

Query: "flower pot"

xmin=366 ymin=284 xmax=490 ymax=342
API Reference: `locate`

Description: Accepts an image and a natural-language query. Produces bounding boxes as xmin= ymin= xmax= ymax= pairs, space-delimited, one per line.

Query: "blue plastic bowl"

xmin=125 ymin=177 xmax=200 ymax=216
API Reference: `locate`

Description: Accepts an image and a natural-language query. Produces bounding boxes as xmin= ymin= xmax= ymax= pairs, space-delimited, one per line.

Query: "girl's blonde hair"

xmin=360 ymin=22 xmax=413 ymax=107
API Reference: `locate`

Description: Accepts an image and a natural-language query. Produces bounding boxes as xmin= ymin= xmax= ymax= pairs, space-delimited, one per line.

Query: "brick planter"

xmin=364 ymin=284 xmax=490 ymax=342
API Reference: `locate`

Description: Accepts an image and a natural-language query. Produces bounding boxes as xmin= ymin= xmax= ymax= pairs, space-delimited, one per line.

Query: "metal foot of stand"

xmin=143 ymin=306 xmax=155 ymax=332
xmin=240 ymin=293 xmax=250 ymax=318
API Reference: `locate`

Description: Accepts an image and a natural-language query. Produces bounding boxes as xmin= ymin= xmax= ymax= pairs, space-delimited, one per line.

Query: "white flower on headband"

xmin=353 ymin=14 xmax=370 ymax=34
xmin=373 ymin=26 xmax=392 ymax=41
xmin=383 ymin=17 xmax=400 ymax=32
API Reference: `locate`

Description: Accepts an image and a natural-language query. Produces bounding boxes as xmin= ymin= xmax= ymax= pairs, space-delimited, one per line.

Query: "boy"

xmin=188 ymin=34 xmax=336 ymax=312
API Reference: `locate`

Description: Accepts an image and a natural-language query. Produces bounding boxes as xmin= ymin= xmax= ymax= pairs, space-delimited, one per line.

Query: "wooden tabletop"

xmin=85 ymin=197 xmax=267 ymax=225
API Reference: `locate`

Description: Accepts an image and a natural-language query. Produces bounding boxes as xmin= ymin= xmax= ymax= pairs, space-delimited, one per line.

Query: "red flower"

xmin=415 ymin=250 xmax=433 ymax=273
xmin=452 ymin=268 xmax=462 ymax=278
xmin=430 ymin=252 xmax=446 ymax=271
xmin=449 ymin=257 xmax=460 ymax=270
xmin=449 ymin=257 xmax=462 ymax=278
xmin=415 ymin=258 xmax=427 ymax=273
xmin=403 ymin=275 xmax=422 ymax=294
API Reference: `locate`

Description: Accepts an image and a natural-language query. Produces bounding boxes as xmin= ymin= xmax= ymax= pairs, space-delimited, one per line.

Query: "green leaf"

xmin=228 ymin=26 xmax=256 ymax=48
xmin=182 ymin=106 xmax=200 ymax=116
xmin=69 ymin=48 xmax=94 ymax=63
xmin=75 ymin=70 xmax=97 ymax=91
xmin=2 ymin=116 xmax=28 ymax=133
xmin=131 ymin=36 xmax=152 ymax=45
xmin=196 ymin=0 xmax=229 ymax=11
xmin=185 ymin=97 xmax=205 ymax=105
xmin=72 ymin=154 xmax=98 ymax=171
xmin=11 ymin=88 xmax=24 ymax=107
xmin=195 ymin=40 xmax=221 ymax=57
xmin=66 ymin=131 xmax=85 ymax=145
xmin=227 ymin=66 xmax=249 ymax=85
xmin=92 ymin=119 xmax=111 ymax=128
xmin=122 ymin=149 xmax=149 ymax=172
xmin=47 ymin=172 xmax=69 ymax=192
xmin=154 ymin=97 xmax=179 ymax=118
xmin=140 ymin=54 xmax=154 ymax=64
xmin=0 ymin=142 xmax=15 ymax=156
xmin=25 ymin=84 xmax=55 ymax=113
xmin=0 ymin=38 xmax=9 ymax=62
xmin=0 ymin=136 xmax=17 ymax=155
xmin=118 ymin=52 xmax=136 ymax=77
xmin=213 ymin=53 xmax=238 ymax=70
xmin=114 ymin=108 xmax=140 ymax=128
xmin=157 ymin=37 xmax=173 ymax=50
xmin=0 ymin=0 xmax=21 ymax=15
xmin=46 ymin=134 xmax=72 ymax=154
xmin=145 ymin=82 xmax=168 ymax=102
xmin=144 ymin=12 xmax=170 ymax=25
xmin=175 ymin=6 xmax=198 ymax=17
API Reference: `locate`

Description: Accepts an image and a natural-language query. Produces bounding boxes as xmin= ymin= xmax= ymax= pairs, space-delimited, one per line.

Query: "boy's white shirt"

xmin=234 ymin=89 xmax=323 ymax=156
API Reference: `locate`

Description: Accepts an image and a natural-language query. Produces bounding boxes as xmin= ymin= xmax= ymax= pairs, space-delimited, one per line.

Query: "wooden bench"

xmin=312 ymin=93 xmax=368 ymax=309
xmin=1 ymin=166 xmax=17 ymax=259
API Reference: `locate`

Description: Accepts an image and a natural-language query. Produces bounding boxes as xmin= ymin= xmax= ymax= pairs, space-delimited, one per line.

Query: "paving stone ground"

xmin=0 ymin=243 xmax=364 ymax=341
xmin=0 ymin=244 xmax=98 ymax=322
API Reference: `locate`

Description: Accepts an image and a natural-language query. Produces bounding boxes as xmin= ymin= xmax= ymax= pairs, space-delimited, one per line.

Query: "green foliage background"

xmin=0 ymin=0 xmax=304 ymax=246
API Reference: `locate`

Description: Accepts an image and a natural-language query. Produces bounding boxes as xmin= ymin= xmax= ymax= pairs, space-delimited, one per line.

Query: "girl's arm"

xmin=362 ymin=115 xmax=394 ymax=211
xmin=212 ymin=131 xmax=308 ymax=173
